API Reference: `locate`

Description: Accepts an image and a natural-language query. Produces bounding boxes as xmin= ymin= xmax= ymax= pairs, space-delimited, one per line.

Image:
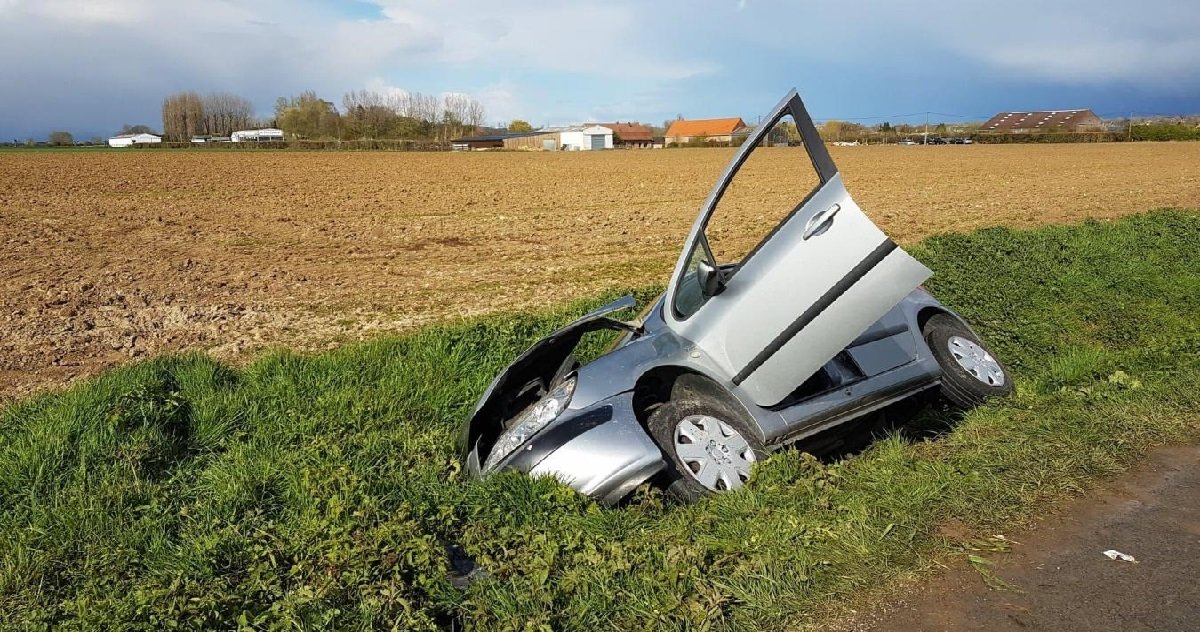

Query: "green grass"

xmin=2 ymin=210 xmax=1199 ymax=630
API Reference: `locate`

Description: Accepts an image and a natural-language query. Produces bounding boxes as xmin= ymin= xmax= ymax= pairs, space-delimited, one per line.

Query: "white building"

xmin=231 ymin=128 xmax=284 ymax=142
xmin=108 ymin=133 xmax=162 ymax=148
xmin=558 ymin=125 xmax=613 ymax=150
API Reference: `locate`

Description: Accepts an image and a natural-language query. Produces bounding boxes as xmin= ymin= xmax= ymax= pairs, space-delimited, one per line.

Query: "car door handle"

xmin=803 ymin=204 xmax=841 ymax=239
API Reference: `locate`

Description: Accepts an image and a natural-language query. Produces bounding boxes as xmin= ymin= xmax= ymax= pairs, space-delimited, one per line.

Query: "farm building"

xmin=231 ymin=128 xmax=284 ymax=142
xmin=664 ymin=117 xmax=748 ymax=145
xmin=107 ymin=133 xmax=161 ymax=148
xmin=500 ymin=125 xmax=614 ymax=151
xmin=451 ymin=131 xmax=544 ymax=150
xmin=500 ymin=131 xmax=560 ymax=151
xmin=981 ymin=110 xmax=1103 ymax=132
xmin=595 ymin=122 xmax=655 ymax=148
xmin=558 ymin=125 xmax=613 ymax=150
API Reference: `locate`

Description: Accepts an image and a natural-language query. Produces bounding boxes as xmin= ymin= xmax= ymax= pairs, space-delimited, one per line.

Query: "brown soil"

xmin=3 ymin=143 xmax=1199 ymax=400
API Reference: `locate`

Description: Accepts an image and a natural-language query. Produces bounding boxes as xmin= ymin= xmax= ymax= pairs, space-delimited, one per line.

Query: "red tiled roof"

xmin=665 ymin=117 xmax=746 ymax=138
xmin=594 ymin=122 xmax=654 ymax=142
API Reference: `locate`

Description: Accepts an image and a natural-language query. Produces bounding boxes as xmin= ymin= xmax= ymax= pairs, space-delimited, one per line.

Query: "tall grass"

xmin=1 ymin=210 xmax=1198 ymax=629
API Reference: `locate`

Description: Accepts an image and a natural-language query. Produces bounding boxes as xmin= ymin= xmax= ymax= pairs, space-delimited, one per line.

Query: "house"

xmin=107 ymin=133 xmax=161 ymax=148
xmin=981 ymin=110 xmax=1103 ymax=133
xmin=664 ymin=117 xmax=748 ymax=145
xmin=594 ymin=122 xmax=655 ymax=148
xmin=231 ymin=128 xmax=284 ymax=142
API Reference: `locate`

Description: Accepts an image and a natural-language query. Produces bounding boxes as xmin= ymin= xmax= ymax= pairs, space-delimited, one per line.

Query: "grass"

xmin=2 ymin=210 xmax=1199 ymax=630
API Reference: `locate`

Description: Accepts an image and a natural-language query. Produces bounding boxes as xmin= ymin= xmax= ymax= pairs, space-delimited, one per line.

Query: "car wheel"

xmin=647 ymin=397 xmax=766 ymax=502
xmin=923 ymin=313 xmax=1013 ymax=408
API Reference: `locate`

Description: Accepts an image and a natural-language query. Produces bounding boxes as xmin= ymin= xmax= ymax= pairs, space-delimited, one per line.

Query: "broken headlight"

xmin=482 ymin=375 xmax=576 ymax=473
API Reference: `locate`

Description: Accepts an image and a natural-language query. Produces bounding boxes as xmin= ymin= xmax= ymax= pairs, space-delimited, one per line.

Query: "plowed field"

xmin=3 ymin=143 xmax=1199 ymax=398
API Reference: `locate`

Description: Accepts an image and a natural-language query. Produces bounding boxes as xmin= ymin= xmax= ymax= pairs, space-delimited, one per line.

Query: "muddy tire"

xmin=647 ymin=396 xmax=766 ymax=503
xmin=923 ymin=314 xmax=1013 ymax=408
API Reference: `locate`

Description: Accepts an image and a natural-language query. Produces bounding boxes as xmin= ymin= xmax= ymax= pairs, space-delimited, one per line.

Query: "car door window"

xmin=673 ymin=113 xmax=827 ymax=320
xmin=705 ymin=114 xmax=823 ymax=266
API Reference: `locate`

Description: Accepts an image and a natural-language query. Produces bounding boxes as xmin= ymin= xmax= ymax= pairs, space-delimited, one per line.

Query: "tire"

xmin=647 ymin=396 xmax=766 ymax=502
xmin=923 ymin=313 xmax=1013 ymax=408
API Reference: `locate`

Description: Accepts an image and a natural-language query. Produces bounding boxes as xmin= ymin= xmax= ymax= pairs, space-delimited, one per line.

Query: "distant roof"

xmin=452 ymin=131 xmax=544 ymax=142
xmin=594 ymin=122 xmax=654 ymax=141
xmin=665 ymin=117 xmax=747 ymax=138
xmin=982 ymin=109 xmax=1100 ymax=131
xmin=110 ymin=133 xmax=160 ymax=139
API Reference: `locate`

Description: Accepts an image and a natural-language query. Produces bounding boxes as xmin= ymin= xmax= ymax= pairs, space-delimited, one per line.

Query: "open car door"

xmin=663 ymin=89 xmax=931 ymax=407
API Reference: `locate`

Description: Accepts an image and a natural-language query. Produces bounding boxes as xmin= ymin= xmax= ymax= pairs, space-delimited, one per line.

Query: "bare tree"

xmin=466 ymin=99 xmax=486 ymax=132
xmin=202 ymin=92 xmax=254 ymax=137
xmin=162 ymin=92 xmax=205 ymax=141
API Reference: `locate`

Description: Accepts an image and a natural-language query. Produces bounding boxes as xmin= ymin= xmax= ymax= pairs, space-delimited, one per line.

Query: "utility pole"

xmin=923 ymin=111 xmax=930 ymax=145
xmin=1128 ymin=111 xmax=1134 ymax=141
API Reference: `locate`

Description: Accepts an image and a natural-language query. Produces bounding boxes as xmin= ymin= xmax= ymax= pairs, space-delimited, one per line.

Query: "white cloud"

xmin=368 ymin=0 xmax=718 ymax=80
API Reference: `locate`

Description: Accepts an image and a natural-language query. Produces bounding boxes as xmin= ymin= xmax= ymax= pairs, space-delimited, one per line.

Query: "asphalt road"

xmin=861 ymin=443 xmax=1200 ymax=631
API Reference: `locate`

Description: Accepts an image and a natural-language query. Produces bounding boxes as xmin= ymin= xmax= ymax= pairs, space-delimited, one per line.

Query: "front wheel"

xmin=647 ymin=397 xmax=766 ymax=502
xmin=923 ymin=313 xmax=1013 ymax=408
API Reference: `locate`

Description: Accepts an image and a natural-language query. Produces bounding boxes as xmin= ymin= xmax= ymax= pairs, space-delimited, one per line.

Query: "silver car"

xmin=460 ymin=89 xmax=1012 ymax=503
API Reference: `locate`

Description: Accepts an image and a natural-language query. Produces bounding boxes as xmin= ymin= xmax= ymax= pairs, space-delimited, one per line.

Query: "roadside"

xmin=853 ymin=443 xmax=1200 ymax=631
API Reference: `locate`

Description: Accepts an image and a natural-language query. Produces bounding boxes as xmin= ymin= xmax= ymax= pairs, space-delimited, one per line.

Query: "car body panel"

xmin=660 ymin=89 xmax=930 ymax=407
xmin=461 ymin=289 xmax=960 ymax=503
xmin=460 ymin=295 xmax=635 ymax=457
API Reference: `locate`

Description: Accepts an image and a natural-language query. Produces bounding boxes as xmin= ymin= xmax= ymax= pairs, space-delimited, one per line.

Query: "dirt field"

xmin=3 ymin=143 xmax=1199 ymax=399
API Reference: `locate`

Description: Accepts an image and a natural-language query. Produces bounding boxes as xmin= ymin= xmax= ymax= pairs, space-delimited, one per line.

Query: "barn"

xmin=981 ymin=110 xmax=1103 ymax=133
xmin=557 ymin=125 xmax=613 ymax=150
xmin=500 ymin=125 xmax=614 ymax=151
xmin=107 ymin=133 xmax=162 ymax=148
xmin=595 ymin=122 xmax=655 ymax=148
xmin=451 ymin=131 xmax=545 ymax=150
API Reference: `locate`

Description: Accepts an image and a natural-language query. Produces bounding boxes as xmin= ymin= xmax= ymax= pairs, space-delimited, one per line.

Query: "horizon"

xmin=2 ymin=0 xmax=1198 ymax=140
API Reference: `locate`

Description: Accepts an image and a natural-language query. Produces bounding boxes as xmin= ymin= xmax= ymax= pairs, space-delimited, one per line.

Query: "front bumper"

xmin=464 ymin=393 xmax=666 ymax=505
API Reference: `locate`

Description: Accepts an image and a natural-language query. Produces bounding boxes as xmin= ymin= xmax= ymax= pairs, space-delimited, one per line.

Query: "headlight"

xmin=482 ymin=375 xmax=576 ymax=473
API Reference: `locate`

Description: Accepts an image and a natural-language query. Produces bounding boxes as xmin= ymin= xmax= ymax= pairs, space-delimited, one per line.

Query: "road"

xmin=859 ymin=443 xmax=1200 ymax=631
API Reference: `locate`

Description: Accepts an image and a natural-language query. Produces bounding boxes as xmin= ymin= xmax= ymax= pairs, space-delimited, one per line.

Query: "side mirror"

xmin=697 ymin=259 xmax=724 ymax=297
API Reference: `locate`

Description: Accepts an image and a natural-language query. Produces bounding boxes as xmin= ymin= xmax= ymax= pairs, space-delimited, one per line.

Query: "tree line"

xmin=162 ymin=92 xmax=257 ymax=141
xmin=272 ymin=89 xmax=486 ymax=141
xmin=156 ymin=89 xmax=487 ymax=142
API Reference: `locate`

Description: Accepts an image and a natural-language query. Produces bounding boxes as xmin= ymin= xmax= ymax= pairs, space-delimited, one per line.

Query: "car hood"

xmin=459 ymin=295 xmax=638 ymax=456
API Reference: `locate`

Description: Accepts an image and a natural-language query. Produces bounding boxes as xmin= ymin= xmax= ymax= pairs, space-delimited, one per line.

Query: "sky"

xmin=1 ymin=0 xmax=1198 ymax=140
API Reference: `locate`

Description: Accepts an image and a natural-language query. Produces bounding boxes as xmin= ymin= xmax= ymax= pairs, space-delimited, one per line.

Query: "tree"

xmin=819 ymin=120 xmax=865 ymax=142
xmin=119 ymin=124 xmax=156 ymax=135
xmin=201 ymin=92 xmax=254 ymax=137
xmin=48 ymin=131 xmax=74 ymax=146
xmin=162 ymin=92 xmax=205 ymax=141
xmin=507 ymin=120 xmax=533 ymax=132
xmin=275 ymin=91 xmax=341 ymax=139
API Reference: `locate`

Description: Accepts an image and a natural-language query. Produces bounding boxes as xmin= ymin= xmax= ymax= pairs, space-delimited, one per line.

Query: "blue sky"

xmin=1 ymin=0 xmax=1198 ymax=139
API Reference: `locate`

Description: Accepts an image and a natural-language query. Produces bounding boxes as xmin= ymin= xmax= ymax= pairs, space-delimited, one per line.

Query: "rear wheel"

xmin=923 ymin=313 xmax=1013 ymax=408
xmin=647 ymin=397 xmax=766 ymax=502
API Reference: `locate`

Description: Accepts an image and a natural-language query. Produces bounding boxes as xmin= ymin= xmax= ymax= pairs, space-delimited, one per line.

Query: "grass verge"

xmin=2 ymin=210 xmax=1198 ymax=630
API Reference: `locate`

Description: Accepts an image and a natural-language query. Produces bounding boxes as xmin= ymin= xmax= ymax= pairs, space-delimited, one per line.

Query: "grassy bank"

xmin=2 ymin=211 xmax=1198 ymax=630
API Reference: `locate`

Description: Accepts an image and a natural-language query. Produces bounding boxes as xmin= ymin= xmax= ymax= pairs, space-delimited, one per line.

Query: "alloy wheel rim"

xmin=673 ymin=414 xmax=756 ymax=491
xmin=947 ymin=335 xmax=1005 ymax=387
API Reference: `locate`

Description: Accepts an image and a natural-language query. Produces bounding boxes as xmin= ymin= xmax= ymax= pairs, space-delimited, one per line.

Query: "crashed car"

xmin=460 ymin=89 xmax=1012 ymax=503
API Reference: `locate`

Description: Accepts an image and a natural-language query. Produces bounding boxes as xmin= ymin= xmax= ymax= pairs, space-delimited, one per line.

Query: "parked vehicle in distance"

xmin=461 ymin=89 xmax=1013 ymax=504
xmin=897 ymin=138 xmax=919 ymax=145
